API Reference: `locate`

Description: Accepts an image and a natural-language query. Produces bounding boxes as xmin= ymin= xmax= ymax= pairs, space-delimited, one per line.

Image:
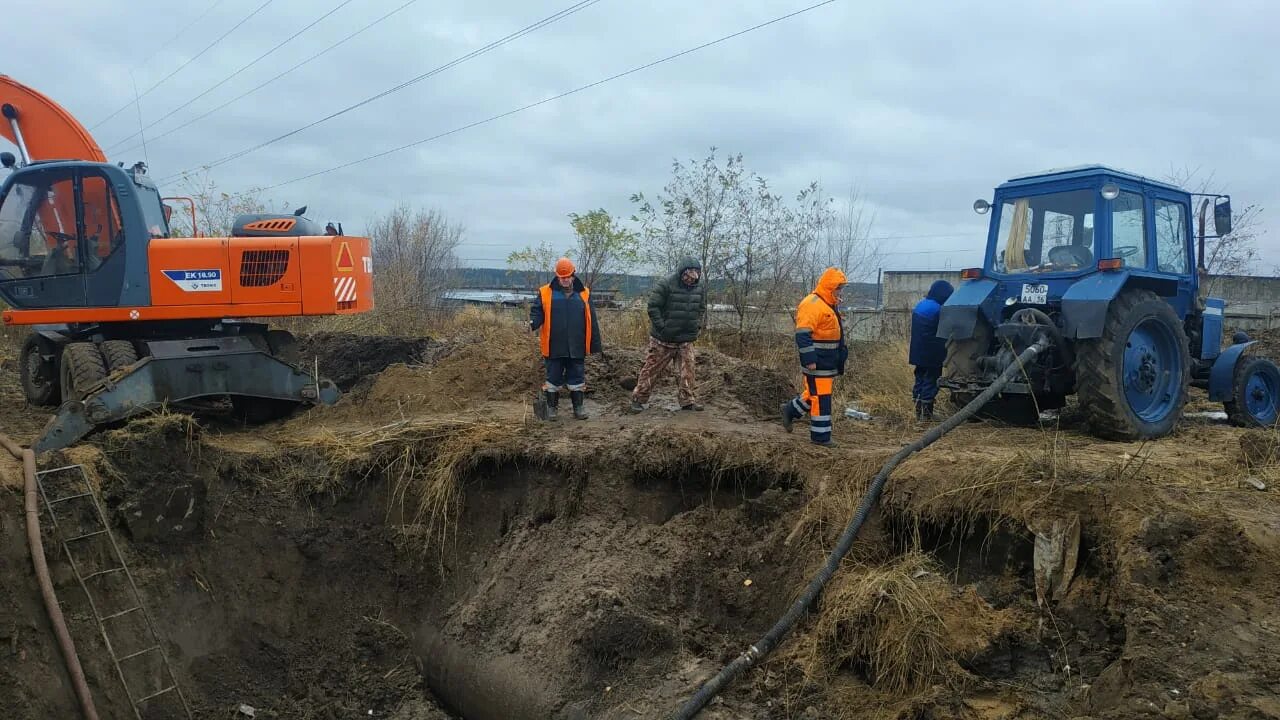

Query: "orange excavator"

xmin=0 ymin=75 xmax=374 ymax=451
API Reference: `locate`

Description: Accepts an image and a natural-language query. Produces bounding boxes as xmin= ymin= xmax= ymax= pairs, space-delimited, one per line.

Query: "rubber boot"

xmin=544 ymin=390 xmax=559 ymax=421
xmin=570 ymin=390 xmax=589 ymax=420
xmin=781 ymin=401 xmax=794 ymax=433
xmin=914 ymin=400 xmax=925 ymax=422
xmin=922 ymin=401 xmax=935 ymax=422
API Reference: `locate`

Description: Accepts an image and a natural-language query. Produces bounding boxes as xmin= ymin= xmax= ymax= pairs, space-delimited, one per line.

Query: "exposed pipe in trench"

xmin=0 ymin=432 xmax=100 ymax=720
xmin=669 ymin=338 xmax=1050 ymax=719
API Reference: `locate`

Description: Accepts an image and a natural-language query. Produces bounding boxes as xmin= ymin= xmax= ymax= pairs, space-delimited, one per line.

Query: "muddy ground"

xmin=2 ymin=330 xmax=1279 ymax=719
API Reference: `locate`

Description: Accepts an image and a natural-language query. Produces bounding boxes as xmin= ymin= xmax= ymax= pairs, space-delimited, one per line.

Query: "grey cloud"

xmin=6 ymin=0 xmax=1277 ymax=274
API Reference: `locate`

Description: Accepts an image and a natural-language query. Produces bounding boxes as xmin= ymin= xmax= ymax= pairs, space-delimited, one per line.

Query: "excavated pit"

xmin=4 ymin=331 xmax=1280 ymax=720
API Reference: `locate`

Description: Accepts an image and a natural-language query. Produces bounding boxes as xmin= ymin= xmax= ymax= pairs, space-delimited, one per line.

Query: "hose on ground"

xmin=668 ymin=338 xmax=1050 ymax=720
xmin=0 ymin=432 xmax=100 ymax=720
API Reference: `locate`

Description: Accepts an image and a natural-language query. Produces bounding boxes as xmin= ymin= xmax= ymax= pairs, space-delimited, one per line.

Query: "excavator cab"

xmin=0 ymin=160 xmax=162 ymax=309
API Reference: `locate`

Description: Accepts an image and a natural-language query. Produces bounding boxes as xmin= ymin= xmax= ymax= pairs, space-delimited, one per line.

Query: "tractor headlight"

xmin=1100 ymin=183 xmax=1120 ymax=201
xmin=973 ymin=199 xmax=991 ymax=215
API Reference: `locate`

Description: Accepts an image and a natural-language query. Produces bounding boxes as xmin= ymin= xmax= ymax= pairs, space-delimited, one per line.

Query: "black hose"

xmin=668 ymin=338 xmax=1050 ymax=720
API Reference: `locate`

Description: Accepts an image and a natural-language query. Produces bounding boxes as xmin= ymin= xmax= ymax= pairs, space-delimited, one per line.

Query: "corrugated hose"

xmin=0 ymin=432 xmax=100 ymax=719
xmin=668 ymin=338 xmax=1050 ymax=719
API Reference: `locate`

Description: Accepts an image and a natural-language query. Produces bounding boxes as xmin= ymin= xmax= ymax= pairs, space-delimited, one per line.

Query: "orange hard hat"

xmin=555 ymin=257 xmax=575 ymax=278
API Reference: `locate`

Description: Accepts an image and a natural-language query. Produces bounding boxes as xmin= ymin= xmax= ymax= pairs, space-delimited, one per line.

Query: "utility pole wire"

xmin=107 ymin=0 xmax=358 ymax=152
xmin=244 ymin=0 xmax=839 ymax=193
xmin=113 ymin=0 xmax=422 ymax=159
xmin=157 ymin=0 xmax=605 ymax=183
xmin=132 ymin=0 xmax=229 ymax=72
xmin=91 ymin=0 xmax=276 ymax=131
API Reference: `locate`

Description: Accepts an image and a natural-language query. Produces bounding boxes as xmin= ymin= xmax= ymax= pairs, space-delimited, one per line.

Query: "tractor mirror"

xmin=1214 ymin=198 xmax=1233 ymax=236
xmin=163 ymin=204 xmax=173 ymax=224
xmin=973 ymin=199 xmax=991 ymax=215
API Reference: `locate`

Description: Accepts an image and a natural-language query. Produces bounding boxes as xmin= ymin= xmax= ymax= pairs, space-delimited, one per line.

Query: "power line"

xmin=132 ymin=0 xmax=230 ymax=71
xmin=91 ymin=0 xmax=276 ymax=131
xmin=106 ymin=0 xmax=357 ymax=152
xmin=157 ymin=0 xmax=606 ymax=184
xmin=210 ymin=0 xmax=838 ymax=194
xmin=113 ymin=0 xmax=421 ymax=159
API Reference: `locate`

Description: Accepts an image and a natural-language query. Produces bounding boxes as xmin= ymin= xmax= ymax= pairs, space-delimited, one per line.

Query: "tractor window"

xmin=0 ymin=172 xmax=80 ymax=278
xmin=81 ymin=174 xmax=125 ymax=271
xmin=994 ymin=189 xmax=1095 ymax=273
xmin=1154 ymin=199 xmax=1189 ymax=274
xmin=1111 ymin=191 xmax=1148 ymax=269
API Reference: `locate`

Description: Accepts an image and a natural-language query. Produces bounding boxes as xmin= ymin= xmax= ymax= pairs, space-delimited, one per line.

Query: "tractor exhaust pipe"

xmin=2 ymin=103 xmax=31 ymax=165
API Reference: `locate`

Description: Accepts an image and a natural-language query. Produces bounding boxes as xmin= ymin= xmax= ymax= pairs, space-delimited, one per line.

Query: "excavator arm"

xmin=1 ymin=74 xmax=105 ymax=163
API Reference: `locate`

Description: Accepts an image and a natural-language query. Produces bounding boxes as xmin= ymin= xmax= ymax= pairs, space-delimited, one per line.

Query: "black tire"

xmin=1224 ymin=355 xmax=1280 ymax=428
xmin=1076 ymin=289 xmax=1190 ymax=441
xmin=59 ymin=342 xmax=108 ymax=403
xmin=266 ymin=329 xmax=301 ymax=366
xmin=100 ymin=340 xmax=139 ymax=372
xmin=20 ymin=335 xmax=60 ymax=406
xmin=944 ymin=315 xmax=993 ymax=383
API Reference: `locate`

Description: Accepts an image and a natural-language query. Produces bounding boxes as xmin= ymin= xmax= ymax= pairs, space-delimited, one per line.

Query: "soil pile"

xmin=297 ymin=331 xmax=439 ymax=390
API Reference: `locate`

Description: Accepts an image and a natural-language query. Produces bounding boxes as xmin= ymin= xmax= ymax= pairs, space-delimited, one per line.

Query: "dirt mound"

xmin=297 ymin=331 xmax=438 ymax=391
xmin=340 ymin=336 xmax=795 ymax=421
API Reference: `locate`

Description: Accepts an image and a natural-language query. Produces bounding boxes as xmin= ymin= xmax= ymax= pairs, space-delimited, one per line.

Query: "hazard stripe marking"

xmin=333 ymin=276 xmax=357 ymax=303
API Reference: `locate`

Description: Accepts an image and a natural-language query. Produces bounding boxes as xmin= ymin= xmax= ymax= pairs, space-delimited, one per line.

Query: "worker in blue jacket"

xmin=909 ymin=280 xmax=954 ymax=421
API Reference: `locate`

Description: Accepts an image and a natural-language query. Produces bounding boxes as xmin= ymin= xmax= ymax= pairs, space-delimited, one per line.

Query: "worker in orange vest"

xmin=529 ymin=258 xmax=602 ymax=420
xmin=781 ymin=267 xmax=848 ymax=446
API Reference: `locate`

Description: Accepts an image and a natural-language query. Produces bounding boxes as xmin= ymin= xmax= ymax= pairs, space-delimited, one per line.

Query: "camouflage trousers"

xmin=632 ymin=337 xmax=696 ymax=405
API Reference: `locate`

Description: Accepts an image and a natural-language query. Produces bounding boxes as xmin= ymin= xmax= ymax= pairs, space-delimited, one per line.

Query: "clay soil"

xmin=2 ymin=329 xmax=1279 ymax=720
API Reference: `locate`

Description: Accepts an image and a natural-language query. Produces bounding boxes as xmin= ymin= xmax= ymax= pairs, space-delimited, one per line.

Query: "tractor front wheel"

xmin=1076 ymin=289 xmax=1189 ymax=441
xmin=1224 ymin=355 xmax=1280 ymax=428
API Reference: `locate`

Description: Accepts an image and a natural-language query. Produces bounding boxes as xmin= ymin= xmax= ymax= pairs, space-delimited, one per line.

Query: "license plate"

xmin=1020 ymin=283 xmax=1049 ymax=304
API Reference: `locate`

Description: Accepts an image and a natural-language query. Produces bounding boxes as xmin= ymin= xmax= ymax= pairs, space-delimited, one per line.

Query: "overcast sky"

xmin=7 ymin=0 xmax=1279 ymax=274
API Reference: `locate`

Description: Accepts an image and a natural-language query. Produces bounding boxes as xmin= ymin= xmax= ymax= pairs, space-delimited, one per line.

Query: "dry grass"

xmin=793 ymin=553 xmax=959 ymax=695
xmin=266 ymin=418 xmax=513 ymax=554
xmin=842 ymin=340 xmax=914 ymax=426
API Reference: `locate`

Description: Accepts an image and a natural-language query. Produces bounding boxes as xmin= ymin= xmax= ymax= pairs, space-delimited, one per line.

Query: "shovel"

xmin=531 ymin=334 xmax=549 ymax=421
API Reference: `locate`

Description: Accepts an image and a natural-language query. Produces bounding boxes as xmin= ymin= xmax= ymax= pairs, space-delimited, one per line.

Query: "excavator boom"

xmin=0 ymin=75 xmax=105 ymax=163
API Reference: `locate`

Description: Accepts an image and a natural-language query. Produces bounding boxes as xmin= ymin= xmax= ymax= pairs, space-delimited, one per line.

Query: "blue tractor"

xmin=939 ymin=165 xmax=1280 ymax=440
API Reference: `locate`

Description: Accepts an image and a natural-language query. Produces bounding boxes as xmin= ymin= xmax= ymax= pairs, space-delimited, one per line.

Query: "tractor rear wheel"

xmin=1224 ymin=355 xmax=1280 ymax=428
xmin=1076 ymin=289 xmax=1189 ymax=441
xmin=100 ymin=340 xmax=139 ymax=372
xmin=20 ymin=335 xmax=60 ymax=406
xmin=59 ymin=342 xmax=108 ymax=403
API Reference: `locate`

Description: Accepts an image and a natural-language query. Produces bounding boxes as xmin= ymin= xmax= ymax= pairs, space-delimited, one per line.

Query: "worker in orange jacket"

xmin=530 ymin=258 xmax=602 ymax=420
xmin=781 ymin=267 xmax=848 ymax=446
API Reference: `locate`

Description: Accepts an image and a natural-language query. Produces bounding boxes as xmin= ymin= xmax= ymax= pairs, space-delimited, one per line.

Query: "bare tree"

xmin=633 ymin=148 xmax=840 ymax=335
xmin=1165 ymin=165 xmax=1265 ymax=295
xmin=370 ymin=204 xmax=462 ymax=311
xmin=165 ymin=171 xmax=285 ymax=237
xmin=808 ymin=185 xmax=879 ymax=288
xmin=507 ymin=209 xmax=638 ymax=290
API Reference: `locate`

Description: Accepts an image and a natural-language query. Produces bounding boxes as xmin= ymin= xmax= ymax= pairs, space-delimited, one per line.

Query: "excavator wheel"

xmin=20 ymin=335 xmax=60 ymax=407
xmin=59 ymin=342 xmax=107 ymax=403
xmin=100 ymin=340 xmax=139 ymax=372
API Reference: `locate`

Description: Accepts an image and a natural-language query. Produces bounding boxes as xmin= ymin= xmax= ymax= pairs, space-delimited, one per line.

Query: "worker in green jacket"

xmin=631 ymin=257 xmax=707 ymax=412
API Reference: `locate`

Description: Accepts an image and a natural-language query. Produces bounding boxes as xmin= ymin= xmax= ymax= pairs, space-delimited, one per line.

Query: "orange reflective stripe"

xmin=539 ymin=285 xmax=553 ymax=357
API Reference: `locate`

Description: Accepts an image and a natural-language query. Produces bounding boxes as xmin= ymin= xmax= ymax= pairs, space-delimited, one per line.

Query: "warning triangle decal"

xmin=336 ymin=241 xmax=355 ymax=272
